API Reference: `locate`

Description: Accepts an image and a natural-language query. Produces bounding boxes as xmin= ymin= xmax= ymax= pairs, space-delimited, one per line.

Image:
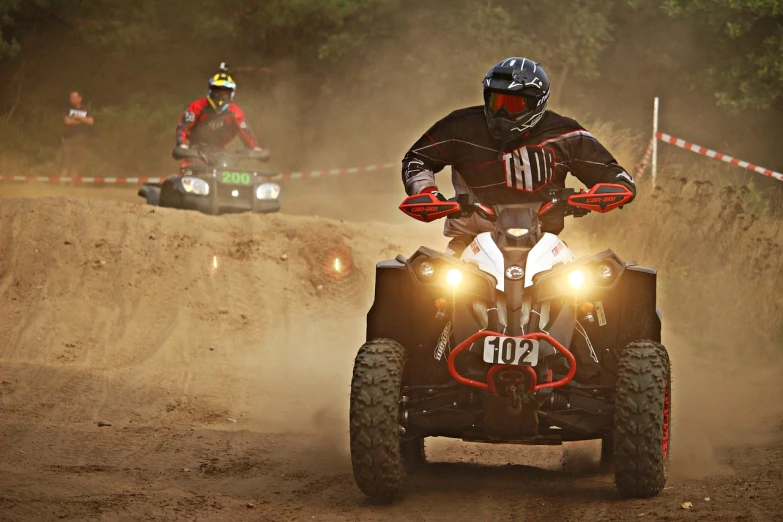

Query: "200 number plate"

xmin=221 ymin=171 xmax=253 ymax=185
xmin=482 ymin=336 xmax=539 ymax=366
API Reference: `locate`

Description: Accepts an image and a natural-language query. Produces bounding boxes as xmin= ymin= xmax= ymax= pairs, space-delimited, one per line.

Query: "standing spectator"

xmin=60 ymin=90 xmax=94 ymax=177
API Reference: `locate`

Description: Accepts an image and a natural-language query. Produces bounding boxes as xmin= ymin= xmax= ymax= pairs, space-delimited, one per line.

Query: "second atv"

xmin=138 ymin=146 xmax=281 ymax=215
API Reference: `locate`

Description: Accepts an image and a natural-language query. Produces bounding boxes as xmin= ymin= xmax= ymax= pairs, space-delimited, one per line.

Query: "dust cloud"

xmin=561 ymin=171 xmax=783 ymax=478
xmin=1 ymin=7 xmax=781 ymax=520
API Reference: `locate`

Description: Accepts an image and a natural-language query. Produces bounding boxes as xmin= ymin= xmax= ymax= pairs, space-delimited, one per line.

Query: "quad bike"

xmin=349 ymin=183 xmax=671 ymax=500
xmin=138 ymin=147 xmax=281 ymax=215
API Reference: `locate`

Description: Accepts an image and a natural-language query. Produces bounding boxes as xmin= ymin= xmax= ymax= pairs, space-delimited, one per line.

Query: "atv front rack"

xmin=446 ymin=331 xmax=577 ymax=395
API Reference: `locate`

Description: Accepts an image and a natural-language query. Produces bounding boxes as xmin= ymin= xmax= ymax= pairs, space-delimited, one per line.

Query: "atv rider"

xmin=402 ymin=57 xmax=636 ymax=255
xmin=175 ymin=63 xmax=268 ymax=171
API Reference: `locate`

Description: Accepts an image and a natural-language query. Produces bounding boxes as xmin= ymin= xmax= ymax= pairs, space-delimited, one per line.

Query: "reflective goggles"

xmin=487 ymin=92 xmax=528 ymax=115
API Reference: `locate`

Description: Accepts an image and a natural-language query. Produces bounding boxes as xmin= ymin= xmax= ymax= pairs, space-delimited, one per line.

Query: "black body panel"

xmin=366 ymin=246 xmax=661 ymax=443
xmin=366 ymin=258 xmax=452 ymax=385
xmin=143 ymin=176 xmax=280 ymax=215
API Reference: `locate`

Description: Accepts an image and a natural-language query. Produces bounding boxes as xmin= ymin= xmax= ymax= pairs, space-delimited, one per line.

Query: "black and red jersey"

xmin=402 ymin=107 xmax=635 ymax=202
xmin=176 ymin=98 xmax=258 ymax=149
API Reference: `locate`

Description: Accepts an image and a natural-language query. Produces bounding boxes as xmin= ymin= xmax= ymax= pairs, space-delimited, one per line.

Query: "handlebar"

xmin=535 ymin=188 xmax=591 ymax=219
xmin=449 ymin=188 xmax=587 ymax=222
xmin=399 ymin=184 xmax=634 ymax=223
xmin=171 ymin=146 xmax=271 ymax=163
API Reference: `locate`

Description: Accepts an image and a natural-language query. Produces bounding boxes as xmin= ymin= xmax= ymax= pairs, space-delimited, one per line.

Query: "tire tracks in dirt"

xmin=0 ymin=190 xmax=781 ymax=521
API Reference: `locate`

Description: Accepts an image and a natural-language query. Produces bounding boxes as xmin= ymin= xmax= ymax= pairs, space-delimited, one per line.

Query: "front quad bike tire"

xmin=350 ymin=338 xmax=419 ymax=500
xmin=613 ymin=340 xmax=672 ymax=498
xmin=158 ymin=181 xmax=183 ymax=209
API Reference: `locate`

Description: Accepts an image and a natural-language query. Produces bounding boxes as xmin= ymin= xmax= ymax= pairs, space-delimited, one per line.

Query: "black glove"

xmin=613 ymin=176 xmax=636 ymax=204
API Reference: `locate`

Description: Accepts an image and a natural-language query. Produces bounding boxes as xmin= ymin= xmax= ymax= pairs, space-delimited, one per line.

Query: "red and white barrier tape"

xmin=270 ymin=162 xmax=396 ymax=181
xmin=0 ymin=162 xmax=397 ymax=184
xmin=656 ymin=132 xmax=783 ymax=182
xmin=5 ymin=134 xmax=780 ymax=186
xmin=634 ymin=137 xmax=655 ymax=179
xmin=0 ymin=175 xmax=168 ymax=184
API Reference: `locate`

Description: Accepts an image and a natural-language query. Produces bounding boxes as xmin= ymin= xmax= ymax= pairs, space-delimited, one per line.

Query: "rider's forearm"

xmin=591 ymin=169 xmax=636 ymax=199
xmin=175 ymin=127 xmax=190 ymax=146
xmin=239 ymin=129 xmax=258 ymax=149
xmin=401 ymin=121 xmax=452 ymax=195
xmin=566 ymin=134 xmax=636 ymax=201
xmin=402 ymin=151 xmax=443 ymax=195
xmin=612 ymin=172 xmax=636 ymax=198
xmin=175 ymin=110 xmax=195 ymax=146
xmin=403 ymin=167 xmax=437 ymax=195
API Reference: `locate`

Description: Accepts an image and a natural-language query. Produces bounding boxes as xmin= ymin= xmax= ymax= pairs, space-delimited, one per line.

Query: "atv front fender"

xmin=366 ymin=258 xmax=449 ymax=384
xmin=138 ymin=184 xmax=161 ymax=206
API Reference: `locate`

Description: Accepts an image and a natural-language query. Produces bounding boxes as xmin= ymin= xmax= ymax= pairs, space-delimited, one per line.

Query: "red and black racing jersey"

xmin=176 ymin=98 xmax=258 ymax=149
xmin=402 ymin=107 xmax=635 ymax=202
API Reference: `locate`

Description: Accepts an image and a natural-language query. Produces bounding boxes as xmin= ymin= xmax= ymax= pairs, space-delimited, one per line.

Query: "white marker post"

xmin=652 ymin=97 xmax=659 ymax=188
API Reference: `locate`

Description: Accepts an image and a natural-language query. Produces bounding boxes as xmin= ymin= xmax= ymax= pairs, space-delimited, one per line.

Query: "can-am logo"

xmin=505 ymin=265 xmax=524 ymax=280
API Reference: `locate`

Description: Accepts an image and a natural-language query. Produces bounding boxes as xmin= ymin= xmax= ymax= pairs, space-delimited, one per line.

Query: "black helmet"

xmin=483 ymin=57 xmax=551 ymax=142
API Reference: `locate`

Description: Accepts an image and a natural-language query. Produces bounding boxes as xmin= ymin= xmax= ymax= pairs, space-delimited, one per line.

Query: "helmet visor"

xmin=487 ymin=92 xmax=528 ymax=116
xmin=209 ymin=87 xmax=233 ymax=106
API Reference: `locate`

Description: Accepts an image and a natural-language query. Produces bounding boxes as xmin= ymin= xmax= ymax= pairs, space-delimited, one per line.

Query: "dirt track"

xmin=1 ymin=184 xmax=782 ymax=521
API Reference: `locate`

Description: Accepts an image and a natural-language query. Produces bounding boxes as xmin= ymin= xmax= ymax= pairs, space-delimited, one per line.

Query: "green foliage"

xmin=1 ymin=0 xmax=781 ymax=112
xmin=0 ymin=0 xmax=781 ymax=177
xmin=88 ymin=99 xmax=183 ymax=175
xmin=658 ymin=0 xmax=783 ymax=110
xmin=0 ymin=0 xmax=22 ymax=59
xmin=743 ymin=177 xmax=783 ymax=218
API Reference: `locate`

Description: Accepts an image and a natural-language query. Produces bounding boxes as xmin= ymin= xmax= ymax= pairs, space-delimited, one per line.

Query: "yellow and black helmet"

xmin=207 ymin=63 xmax=236 ymax=112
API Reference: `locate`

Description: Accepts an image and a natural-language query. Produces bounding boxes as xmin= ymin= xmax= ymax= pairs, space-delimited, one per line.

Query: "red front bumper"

xmin=446 ymin=331 xmax=577 ymax=395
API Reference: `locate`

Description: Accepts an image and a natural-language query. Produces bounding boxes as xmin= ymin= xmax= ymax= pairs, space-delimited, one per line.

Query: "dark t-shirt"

xmin=62 ymin=105 xmax=93 ymax=140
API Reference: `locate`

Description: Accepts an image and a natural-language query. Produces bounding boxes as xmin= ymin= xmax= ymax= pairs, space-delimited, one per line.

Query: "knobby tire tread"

xmin=613 ymin=340 xmax=671 ymax=498
xmin=349 ymin=338 xmax=408 ymax=499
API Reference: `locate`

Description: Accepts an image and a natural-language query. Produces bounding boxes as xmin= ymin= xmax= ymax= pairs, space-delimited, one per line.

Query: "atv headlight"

xmin=506 ymin=228 xmax=530 ymax=237
xmin=568 ymin=269 xmax=586 ymax=289
xmin=419 ymin=261 xmax=435 ymax=278
xmin=256 ymin=183 xmax=281 ymax=200
xmin=181 ymin=176 xmax=210 ymax=196
xmin=446 ymin=268 xmax=463 ymax=288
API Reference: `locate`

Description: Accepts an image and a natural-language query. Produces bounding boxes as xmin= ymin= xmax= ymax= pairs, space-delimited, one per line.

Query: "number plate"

xmin=482 ymin=336 xmax=539 ymax=366
xmin=220 ymin=171 xmax=253 ymax=185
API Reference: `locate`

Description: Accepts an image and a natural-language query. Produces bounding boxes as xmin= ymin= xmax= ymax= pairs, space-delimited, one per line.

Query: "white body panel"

xmin=524 ymin=233 xmax=576 ymax=287
xmin=461 ymin=232 xmax=576 ymax=292
xmin=461 ymin=233 xmax=505 ymax=291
